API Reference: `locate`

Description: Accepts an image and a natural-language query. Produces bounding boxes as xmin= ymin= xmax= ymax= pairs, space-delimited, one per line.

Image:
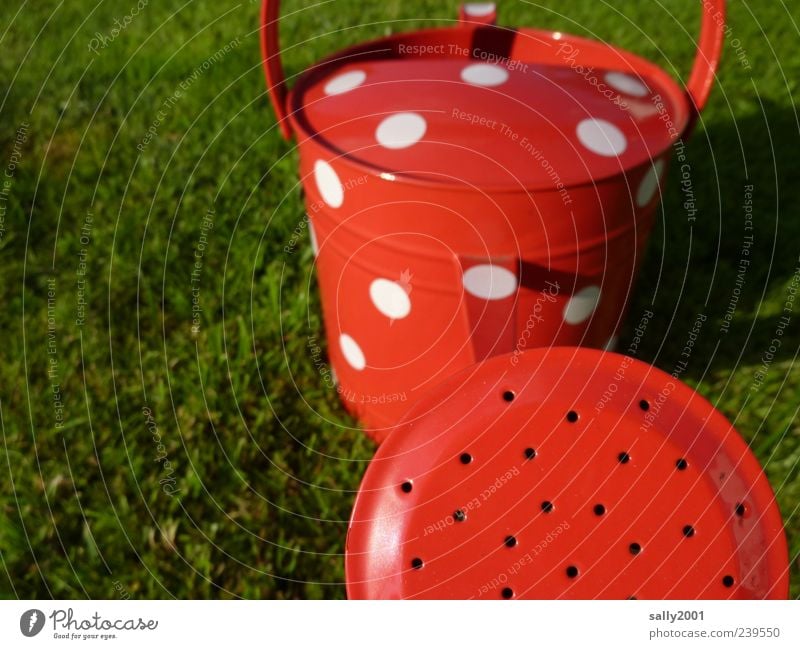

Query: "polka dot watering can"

xmin=260 ymin=1 xmax=725 ymax=440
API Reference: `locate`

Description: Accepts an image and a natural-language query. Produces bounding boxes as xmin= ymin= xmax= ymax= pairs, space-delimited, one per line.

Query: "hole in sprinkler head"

xmin=524 ymin=447 xmax=537 ymax=460
xmin=682 ymin=524 xmax=696 ymax=538
xmin=676 ymin=458 xmax=688 ymax=471
xmin=400 ymin=481 xmax=413 ymax=493
xmin=541 ymin=501 xmax=554 ymax=513
xmin=629 ymin=543 xmax=642 ymax=555
xmin=735 ymin=503 xmax=746 ymax=517
xmin=501 ymin=587 xmax=514 ymax=599
xmin=503 ymin=390 xmax=515 ymax=402
xmin=504 ymin=535 xmax=517 ymax=548
xmin=566 ymin=410 xmax=579 ymax=423
xmin=618 ymin=452 xmax=631 ymax=464
xmin=593 ymin=504 xmax=606 ymax=516
xmin=454 ymin=509 xmax=466 ymax=523
xmin=722 ymin=575 xmax=735 ymax=588
xmin=411 ymin=557 xmax=423 ymax=570
xmin=639 ymin=399 xmax=650 ymax=411
xmin=460 ymin=453 xmax=473 ymax=465
xmin=566 ymin=565 xmax=579 ymax=579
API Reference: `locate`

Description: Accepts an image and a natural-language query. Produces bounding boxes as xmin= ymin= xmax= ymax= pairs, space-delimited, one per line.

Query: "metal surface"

xmin=260 ymin=2 xmax=727 ymax=437
xmin=346 ymin=348 xmax=788 ymax=599
xmin=262 ymin=2 xmax=726 ymax=141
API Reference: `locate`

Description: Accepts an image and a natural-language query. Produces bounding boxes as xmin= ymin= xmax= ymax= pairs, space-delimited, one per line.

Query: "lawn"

xmin=0 ymin=0 xmax=798 ymax=599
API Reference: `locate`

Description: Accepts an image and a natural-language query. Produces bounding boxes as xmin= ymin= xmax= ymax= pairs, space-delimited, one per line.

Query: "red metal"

xmin=259 ymin=0 xmax=290 ymax=139
xmin=259 ymin=3 xmax=726 ymax=438
xmin=346 ymin=348 xmax=789 ymax=599
xmin=458 ymin=3 xmax=498 ymax=26
xmin=260 ymin=1 xmax=726 ymax=142
xmin=685 ymin=1 xmax=726 ymax=136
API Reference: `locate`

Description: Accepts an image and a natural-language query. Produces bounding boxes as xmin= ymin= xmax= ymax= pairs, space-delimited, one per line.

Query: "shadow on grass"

xmin=623 ymin=98 xmax=800 ymax=378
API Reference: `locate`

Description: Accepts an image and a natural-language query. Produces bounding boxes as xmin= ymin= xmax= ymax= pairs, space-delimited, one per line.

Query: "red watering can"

xmin=261 ymin=1 xmax=726 ymax=440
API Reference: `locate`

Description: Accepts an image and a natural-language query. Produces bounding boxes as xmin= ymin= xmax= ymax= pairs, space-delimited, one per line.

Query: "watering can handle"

xmin=685 ymin=0 xmax=726 ymax=133
xmin=260 ymin=1 xmax=725 ymax=141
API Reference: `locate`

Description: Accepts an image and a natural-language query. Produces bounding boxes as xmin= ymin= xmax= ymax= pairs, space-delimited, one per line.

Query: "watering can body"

xmin=261 ymin=2 xmax=725 ymax=440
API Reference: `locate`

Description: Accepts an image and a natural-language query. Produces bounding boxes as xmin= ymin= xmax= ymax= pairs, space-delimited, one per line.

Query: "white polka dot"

xmin=463 ymin=265 xmax=518 ymax=300
xmin=339 ymin=333 xmax=366 ymax=371
xmin=324 ymin=70 xmax=367 ymax=96
xmin=603 ymin=335 xmax=619 ymax=351
xmin=375 ymin=113 xmax=427 ymax=150
xmin=461 ymin=63 xmax=509 ymax=87
xmin=308 ymin=218 xmax=319 ymax=256
xmin=370 ymin=278 xmax=411 ymax=320
xmin=314 ymin=160 xmax=344 ymax=208
xmin=563 ymin=286 xmax=601 ymax=325
xmin=605 ymin=72 xmax=649 ymax=98
xmin=464 ymin=3 xmax=496 ymax=16
xmin=576 ymin=118 xmax=628 ymax=157
xmin=636 ymin=159 xmax=666 ymax=207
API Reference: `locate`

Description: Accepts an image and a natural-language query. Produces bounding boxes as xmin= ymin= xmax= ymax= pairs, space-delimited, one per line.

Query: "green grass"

xmin=0 ymin=0 xmax=798 ymax=598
